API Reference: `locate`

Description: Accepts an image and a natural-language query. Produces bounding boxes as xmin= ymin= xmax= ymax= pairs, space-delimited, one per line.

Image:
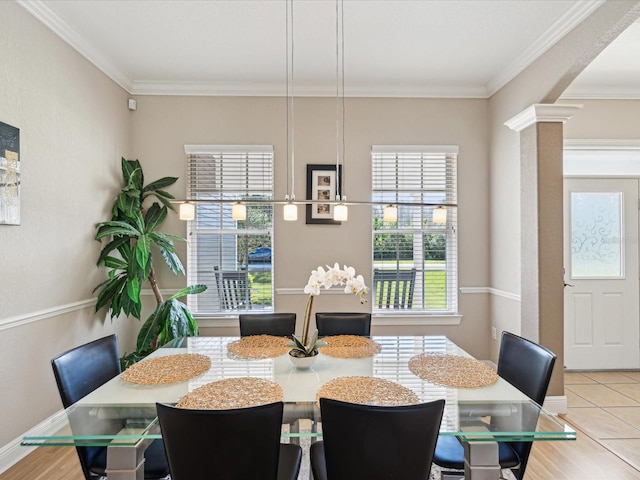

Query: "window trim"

xmin=184 ymin=144 xmax=275 ymax=316
xmin=371 ymin=144 xmax=459 ymax=315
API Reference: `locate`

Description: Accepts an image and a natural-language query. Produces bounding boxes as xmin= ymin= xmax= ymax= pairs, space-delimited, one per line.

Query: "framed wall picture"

xmin=306 ymin=164 xmax=342 ymax=225
xmin=0 ymin=121 xmax=20 ymax=225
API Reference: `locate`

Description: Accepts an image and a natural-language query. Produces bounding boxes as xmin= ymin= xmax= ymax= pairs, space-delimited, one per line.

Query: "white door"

xmin=564 ymin=178 xmax=640 ymax=370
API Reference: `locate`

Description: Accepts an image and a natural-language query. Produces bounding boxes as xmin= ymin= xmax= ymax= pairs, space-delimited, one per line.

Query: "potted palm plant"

xmin=94 ymin=158 xmax=206 ymax=367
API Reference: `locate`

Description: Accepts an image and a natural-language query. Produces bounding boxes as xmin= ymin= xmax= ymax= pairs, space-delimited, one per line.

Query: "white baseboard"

xmin=0 ymin=409 xmax=67 ymax=474
xmin=0 ymin=436 xmax=36 ymax=475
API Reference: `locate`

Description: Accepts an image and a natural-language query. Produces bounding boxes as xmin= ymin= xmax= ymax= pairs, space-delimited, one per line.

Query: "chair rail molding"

xmin=459 ymin=286 xmax=521 ymax=302
xmin=0 ymin=298 xmax=96 ymax=332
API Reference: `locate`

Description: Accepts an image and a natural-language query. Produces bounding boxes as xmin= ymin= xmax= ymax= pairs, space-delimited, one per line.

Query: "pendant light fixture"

xmin=232 ymin=202 xmax=247 ymax=221
xmin=174 ymin=2 xmax=457 ymax=222
xmin=179 ymin=202 xmax=195 ymax=221
xmin=432 ymin=206 xmax=447 ymax=224
xmin=333 ymin=0 xmax=348 ymax=222
xmin=283 ymin=0 xmax=298 ymax=222
xmin=383 ymin=204 xmax=398 ymax=222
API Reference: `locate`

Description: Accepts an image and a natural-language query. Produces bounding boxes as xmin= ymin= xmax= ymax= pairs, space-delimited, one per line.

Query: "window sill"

xmin=194 ymin=313 xmax=462 ymax=328
xmin=372 ymin=313 xmax=462 ymax=326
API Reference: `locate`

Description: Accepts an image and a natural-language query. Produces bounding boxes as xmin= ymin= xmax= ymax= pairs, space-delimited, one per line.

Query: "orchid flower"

xmin=295 ymin=263 xmax=369 ymax=355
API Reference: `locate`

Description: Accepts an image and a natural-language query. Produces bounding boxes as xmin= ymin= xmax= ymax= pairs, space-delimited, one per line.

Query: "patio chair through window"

xmin=373 ymin=268 xmax=416 ymax=309
xmin=214 ymin=266 xmax=251 ymax=311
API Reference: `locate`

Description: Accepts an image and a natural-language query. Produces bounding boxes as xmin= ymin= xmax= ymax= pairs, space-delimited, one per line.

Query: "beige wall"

xmin=130 ymin=95 xmax=492 ymax=357
xmin=0 ymin=2 xmax=134 ymax=449
xmin=563 ymin=99 xmax=640 ymax=139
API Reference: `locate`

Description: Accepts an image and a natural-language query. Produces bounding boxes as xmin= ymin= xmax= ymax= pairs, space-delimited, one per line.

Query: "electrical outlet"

xmin=491 ymin=327 xmax=497 ymax=340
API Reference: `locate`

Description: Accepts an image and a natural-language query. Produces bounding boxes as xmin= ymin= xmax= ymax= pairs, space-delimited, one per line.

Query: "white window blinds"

xmin=371 ymin=146 xmax=458 ymax=314
xmin=184 ymin=145 xmax=274 ymax=315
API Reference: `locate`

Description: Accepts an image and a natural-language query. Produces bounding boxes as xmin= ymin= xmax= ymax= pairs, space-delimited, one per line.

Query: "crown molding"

xmin=486 ymin=0 xmax=606 ymax=96
xmin=17 ymin=0 xmax=133 ymax=92
xmin=564 ymin=139 xmax=640 ymax=151
xmin=560 ymin=84 xmax=640 ymax=99
xmin=130 ymin=80 xmax=488 ymax=98
xmin=505 ymin=104 xmax=583 ymax=132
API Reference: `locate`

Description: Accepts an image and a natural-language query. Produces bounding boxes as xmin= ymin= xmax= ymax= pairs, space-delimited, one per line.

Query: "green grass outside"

xmin=248 ymin=263 xmax=448 ymax=310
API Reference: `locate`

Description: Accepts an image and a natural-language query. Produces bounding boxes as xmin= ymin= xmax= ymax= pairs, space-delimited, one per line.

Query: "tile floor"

xmin=563 ymin=371 xmax=640 ymax=471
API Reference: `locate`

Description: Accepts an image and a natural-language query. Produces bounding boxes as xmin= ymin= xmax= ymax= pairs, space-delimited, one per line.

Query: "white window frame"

xmin=184 ymin=145 xmax=274 ymax=316
xmin=371 ymin=145 xmax=458 ymax=318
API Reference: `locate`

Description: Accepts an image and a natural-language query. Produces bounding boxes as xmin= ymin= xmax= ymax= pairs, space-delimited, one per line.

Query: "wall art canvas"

xmin=0 ymin=121 xmax=20 ymax=225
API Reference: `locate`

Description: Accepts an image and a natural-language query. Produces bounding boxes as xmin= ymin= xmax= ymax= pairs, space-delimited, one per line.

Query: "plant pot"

xmin=288 ymin=350 xmax=318 ymax=370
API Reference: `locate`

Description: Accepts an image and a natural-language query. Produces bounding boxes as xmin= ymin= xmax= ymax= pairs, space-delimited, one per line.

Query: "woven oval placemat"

xmin=226 ymin=335 xmax=290 ymax=359
xmin=319 ymin=335 xmax=382 ymax=358
xmin=121 ymin=353 xmax=211 ymax=385
xmin=408 ymin=353 xmax=498 ymax=388
xmin=316 ymin=376 xmax=419 ymax=406
xmin=176 ymin=377 xmax=284 ymax=409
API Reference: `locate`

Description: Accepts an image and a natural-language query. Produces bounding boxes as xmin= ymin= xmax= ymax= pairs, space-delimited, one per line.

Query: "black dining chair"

xmin=51 ymin=335 xmax=170 ymax=480
xmin=433 ymin=331 xmax=557 ymax=480
xmin=239 ymin=312 xmax=296 ymax=337
xmin=315 ymin=312 xmax=371 ymax=337
xmin=156 ymin=401 xmax=302 ymax=480
xmin=310 ymin=397 xmax=444 ymax=480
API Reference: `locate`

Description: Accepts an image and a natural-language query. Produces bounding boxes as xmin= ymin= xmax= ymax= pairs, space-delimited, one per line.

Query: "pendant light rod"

xmin=171 ymin=199 xmax=457 ymax=207
xmin=285 ymin=0 xmax=290 ymax=200
xmin=288 ymin=0 xmax=296 ymax=201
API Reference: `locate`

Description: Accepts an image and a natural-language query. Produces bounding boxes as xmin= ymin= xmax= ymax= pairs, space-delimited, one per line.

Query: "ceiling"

xmin=18 ymin=0 xmax=640 ymax=99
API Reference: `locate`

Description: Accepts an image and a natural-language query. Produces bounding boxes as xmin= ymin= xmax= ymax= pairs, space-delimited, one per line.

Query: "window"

xmin=372 ymin=145 xmax=458 ymax=314
xmin=184 ymin=145 xmax=274 ymax=315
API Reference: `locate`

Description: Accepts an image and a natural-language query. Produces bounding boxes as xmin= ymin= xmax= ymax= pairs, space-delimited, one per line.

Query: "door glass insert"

xmin=571 ymin=191 xmax=623 ymax=278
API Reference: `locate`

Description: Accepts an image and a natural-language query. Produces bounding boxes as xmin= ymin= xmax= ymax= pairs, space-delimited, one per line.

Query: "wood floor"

xmin=4 ymin=372 xmax=640 ymax=480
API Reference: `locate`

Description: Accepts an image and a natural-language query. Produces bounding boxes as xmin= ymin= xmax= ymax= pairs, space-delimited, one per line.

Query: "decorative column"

xmin=504 ymin=104 xmax=582 ymax=397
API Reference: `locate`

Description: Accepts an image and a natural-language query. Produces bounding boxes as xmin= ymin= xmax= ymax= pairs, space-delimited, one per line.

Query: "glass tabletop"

xmin=23 ymin=335 xmax=575 ymax=447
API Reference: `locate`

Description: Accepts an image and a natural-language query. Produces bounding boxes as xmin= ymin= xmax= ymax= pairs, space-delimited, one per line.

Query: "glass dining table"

xmin=22 ymin=335 xmax=575 ymax=480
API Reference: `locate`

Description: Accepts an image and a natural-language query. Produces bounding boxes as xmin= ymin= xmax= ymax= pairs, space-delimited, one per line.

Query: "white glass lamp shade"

xmin=333 ymin=203 xmax=348 ymax=222
xmin=283 ymin=202 xmax=298 ymax=221
xmin=432 ymin=206 xmax=447 ymax=224
xmin=383 ymin=205 xmax=398 ymax=222
xmin=232 ymin=202 xmax=247 ymax=221
xmin=179 ymin=203 xmax=195 ymax=221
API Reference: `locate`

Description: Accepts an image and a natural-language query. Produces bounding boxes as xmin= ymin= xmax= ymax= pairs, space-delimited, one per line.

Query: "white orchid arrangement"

xmin=287 ymin=263 xmax=368 ymax=357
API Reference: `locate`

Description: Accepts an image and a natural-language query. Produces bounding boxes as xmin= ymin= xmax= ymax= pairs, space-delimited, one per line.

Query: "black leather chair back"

xmin=239 ymin=313 xmax=296 ymax=337
xmin=51 ymin=335 xmax=169 ymax=480
xmin=498 ymin=331 xmax=557 ymax=406
xmin=315 ymin=312 xmax=371 ymax=337
xmin=52 ymin=335 xmax=121 ymax=408
xmin=311 ymin=398 xmax=444 ymax=480
xmin=51 ymin=335 xmax=121 ymax=479
xmin=497 ymin=331 xmax=557 ymax=479
xmin=157 ymin=401 xmax=301 ymax=480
